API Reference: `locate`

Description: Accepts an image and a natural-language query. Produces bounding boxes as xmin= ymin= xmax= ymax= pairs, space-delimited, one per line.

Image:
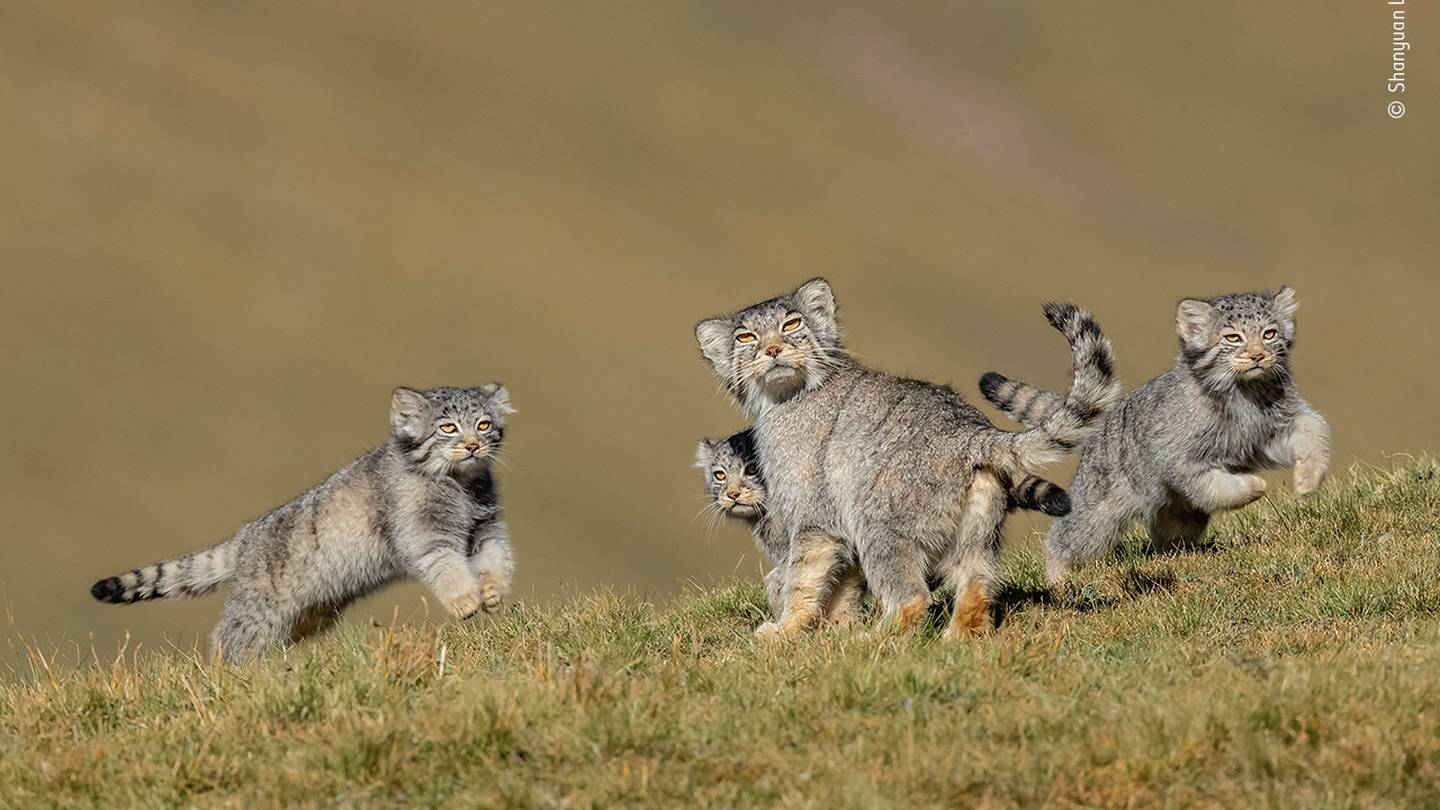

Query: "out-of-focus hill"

xmin=0 ymin=1 xmax=1434 ymax=659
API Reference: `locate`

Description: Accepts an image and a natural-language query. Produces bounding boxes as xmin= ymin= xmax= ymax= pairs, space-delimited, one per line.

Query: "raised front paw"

xmin=478 ymin=577 xmax=504 ymax=614
xmin=1293 ymin=457 xmax=1327 ymax=496
xmin=1239 ymin=474 xmax=1268 ymax=506
xmin=437 ymin=577 xmax=484 ymax=620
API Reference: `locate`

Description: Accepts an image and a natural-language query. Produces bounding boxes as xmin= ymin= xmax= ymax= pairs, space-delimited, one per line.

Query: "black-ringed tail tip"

xmin=90 ymin=576 xmax=129 ymax=603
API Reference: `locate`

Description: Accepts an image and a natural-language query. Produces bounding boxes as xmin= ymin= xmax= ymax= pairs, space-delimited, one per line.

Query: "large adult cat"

xmin=695 ymin=279 xmax=1118 ymax=638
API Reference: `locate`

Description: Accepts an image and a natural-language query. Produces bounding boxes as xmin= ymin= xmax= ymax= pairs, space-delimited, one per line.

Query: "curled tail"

xmin=1007 ymin=475 xmax=1071 ymax=517
xmin=981 ymin=303 xmax=1120 ymax=475
xmin=90 ymin=541 xmax=237 ymax=604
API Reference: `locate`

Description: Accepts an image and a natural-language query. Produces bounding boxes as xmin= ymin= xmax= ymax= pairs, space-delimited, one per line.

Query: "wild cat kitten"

xmin=695 ymin=280 xmax=1118 ymax=639
xmin=982 ymin=287 xmax=1331 ymax=583
xmin=696 ymin=429 xmax=865 ymax=623
xmin=697 ymin=429 xmax=1074 ymax=622
xmin=91 ymin=385 xmax=517 ymax=662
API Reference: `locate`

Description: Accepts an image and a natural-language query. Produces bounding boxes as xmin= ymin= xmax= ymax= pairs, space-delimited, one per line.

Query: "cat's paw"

xmin=1293 ymin=458 xmax=1327 ymax=496
xmin=478 ymin=577 xmax=504 ymax=614
xmin=1239 ymin=474 xmax=1268 ymax=506
xmin=436 ymin=578 xmax=484 ymax=620
xmin=753 ymin=621 xmax=784 ymax=642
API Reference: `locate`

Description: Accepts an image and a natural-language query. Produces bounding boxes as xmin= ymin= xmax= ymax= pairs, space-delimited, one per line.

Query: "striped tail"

xmin=981 ymin=303 xmax=1121 ymax=475
xmin=90 ymin=541 xmax=237 ymax=604
xmin=1007 ymin=475 xmax=1071 ymax=517
xmin=980 ymin=301 xmax=1118 ymax=430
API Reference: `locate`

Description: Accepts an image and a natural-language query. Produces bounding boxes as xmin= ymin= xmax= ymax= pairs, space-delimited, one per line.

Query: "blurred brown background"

xmin=1 ymin=2 xmax=1434 ymax=663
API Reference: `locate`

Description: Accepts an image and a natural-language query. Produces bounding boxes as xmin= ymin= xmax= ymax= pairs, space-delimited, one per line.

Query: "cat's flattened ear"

xmin=390 ymin=387 xmax=431 ymax=438
xmin=482 ymin=383 xmax=515 ymax=415
xmin=1271 ymin=286 xmax=1299 ymax=322
xmin=695 ymin=318 xmax=735 ymax=374
xmin=794 ymin=277 xmax=837 ymax=325
xmin=1175 ymin=299 xmax=1217 ymax=345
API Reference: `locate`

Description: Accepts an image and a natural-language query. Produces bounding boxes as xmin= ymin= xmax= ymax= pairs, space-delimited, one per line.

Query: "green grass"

xmin=4 ymin=461 xmax=1439 ymax=808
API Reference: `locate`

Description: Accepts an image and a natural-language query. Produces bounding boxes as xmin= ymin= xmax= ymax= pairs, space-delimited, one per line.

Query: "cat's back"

xmin=228 ymin=446 xmax=391 ymax=576
xmin=1087 ymin=365 xmax=1266 ymax=468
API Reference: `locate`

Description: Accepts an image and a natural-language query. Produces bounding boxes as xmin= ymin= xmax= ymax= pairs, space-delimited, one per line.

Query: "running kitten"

xmin=696 ymin=429 xmax=1072 ymax=622
xmin=982 ymin=287 xmax=1330 ymax=583
xmin=695 ymin=280 xmax=1118 ymax=639
xmin=91 ymin=385 xmax=517 ymax=662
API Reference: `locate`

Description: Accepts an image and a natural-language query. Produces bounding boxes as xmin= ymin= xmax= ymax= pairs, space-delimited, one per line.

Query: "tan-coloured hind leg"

xmin=822 ymin=565 xmax=866 ymax=626
xmin=757 ymin=531 xmax=845 ymax=641
xmin=942 ymin=469 xmax=1008 ymax=640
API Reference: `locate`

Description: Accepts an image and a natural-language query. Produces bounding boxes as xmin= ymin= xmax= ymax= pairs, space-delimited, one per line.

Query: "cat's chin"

xmin=451 ymin=455 xmax=490 ymax=475
xmin=754 ymin=367 xmax=806 ymax=403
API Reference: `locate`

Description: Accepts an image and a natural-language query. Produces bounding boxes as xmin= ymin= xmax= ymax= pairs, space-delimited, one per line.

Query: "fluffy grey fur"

xmin=91 ymin=385 xmax=517 ymax=662
xmin=984 ymin=287 xmax=1331 ymax=583
xmin=694 ymin=429 xmax=790 ymax=616
xmin=696 ymin=428 xmax=1074 ymax=621
xmin=694 ymin=279 xmax=1118 ymax=638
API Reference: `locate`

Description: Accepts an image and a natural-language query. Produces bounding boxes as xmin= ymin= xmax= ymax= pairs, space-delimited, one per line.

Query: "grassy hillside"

xmin=1 ymin=0 xmax=1436 ymax=660
xmin=4 ymin=461 xmax=1439 ymax=808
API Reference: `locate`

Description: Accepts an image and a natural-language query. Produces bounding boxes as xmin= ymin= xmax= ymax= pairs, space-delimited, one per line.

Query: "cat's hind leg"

xmin=854 ymin=527 xmax=930 ymax=635
xmin=760 ymin=531 xmax=847 ymax=640
xmin=822 ymin=564 xmax=866 ymax=627
xmin=211 ymin=590 xmax=296 ymax=663
xmin=940 ymin=469 xmax=1008 ymax=639
xmin=1045 ymin=497 xmax=1138 ymax=585
xmin=288 ymin=600 xmax=349 ymax=645
xmin=1147 ymin=502 xmax=1211 ymax=554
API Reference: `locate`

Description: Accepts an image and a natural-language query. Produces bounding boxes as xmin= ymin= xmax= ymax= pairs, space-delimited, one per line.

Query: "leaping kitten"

xmin=91 ymin=385 xmax=517 ymax=662
xmin=981 ymin=287 xmax=1331 ymax=583
xmin=696 ymin=429 xmax=1074 ymax=622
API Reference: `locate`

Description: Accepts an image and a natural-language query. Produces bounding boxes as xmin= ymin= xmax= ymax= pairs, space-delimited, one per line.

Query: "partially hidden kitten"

xmin=696 ymin=428 xmax=1073 ymax=623
xmin=695 ymin=279 xmax=1119 ymax=639
xmin=91 ymin=385 xmax=517 ymax=662
xmin=981 ymin=287 xmax=1331 ymax=583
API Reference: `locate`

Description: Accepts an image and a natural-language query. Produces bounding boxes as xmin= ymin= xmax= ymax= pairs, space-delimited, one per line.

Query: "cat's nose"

xmin=464 ymin=440 xmax=481 ymax=451
xmin=725 ymin=489 xmax=742 ymax=500
xmin=764 ymin=345 xmax=782 ymax=358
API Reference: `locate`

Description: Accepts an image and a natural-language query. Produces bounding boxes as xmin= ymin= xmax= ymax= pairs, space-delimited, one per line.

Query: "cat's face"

xmin=1176 ymin=287 xmax=1298 ymax=388
xmin=695 ymin=432 xmax=767 ymax=521
xmin=694 ymin=278 xmax=844 ymax=414
xmin=389 ymin=384 xmax=513 ymax=478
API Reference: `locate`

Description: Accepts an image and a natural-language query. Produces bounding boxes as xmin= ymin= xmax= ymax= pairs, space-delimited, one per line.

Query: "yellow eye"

xmin=782 ymin=317 xmax=802 ymax=332
xmin=1263 ymin=329 xmax=1278 ymax=340
xmin=477 ymin=420 xmax=492 ymax=432
xmin=712 ymin=470 xmax=726 ymax=481
xmin=735 ymin=332 xmax=757 ymax=344
xmin=1223 ymin=334 xmax=1243 ymax=344
xmin=439 ymin=423 xmax=458 ymax=434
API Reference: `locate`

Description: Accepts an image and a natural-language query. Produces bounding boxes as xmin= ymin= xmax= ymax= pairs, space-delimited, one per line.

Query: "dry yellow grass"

xmin=3 ymin=460 xmax=1438 ymax=807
